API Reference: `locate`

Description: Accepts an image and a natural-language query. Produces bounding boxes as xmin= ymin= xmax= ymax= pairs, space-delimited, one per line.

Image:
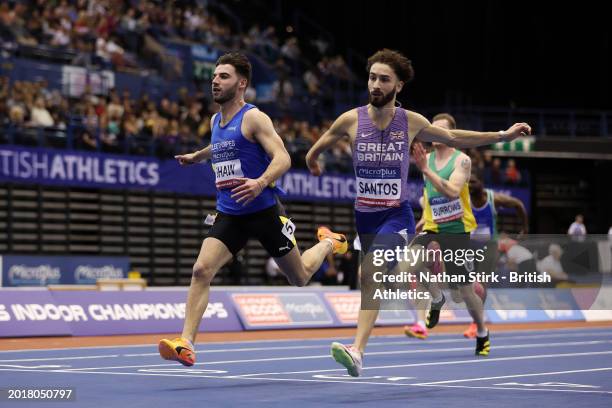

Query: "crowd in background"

xmin=0 ymin=74 xmax=527 ymax=185
xmin=0 ymin=0 xmax=526 ymax=184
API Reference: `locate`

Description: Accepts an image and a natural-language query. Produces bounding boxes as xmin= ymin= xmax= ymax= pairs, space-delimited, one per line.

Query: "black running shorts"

xmin=410 ymin=231 xmax=476 ymax=286
xmin=207 ymin=203 xmax=296 ymax=258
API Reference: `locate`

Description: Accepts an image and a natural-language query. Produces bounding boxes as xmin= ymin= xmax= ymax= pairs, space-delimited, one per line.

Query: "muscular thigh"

xmin=195 ymin=237 xmax=234 ymax=272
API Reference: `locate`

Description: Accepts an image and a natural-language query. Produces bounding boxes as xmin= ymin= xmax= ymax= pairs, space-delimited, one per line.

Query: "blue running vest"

xmin=471 ymin=188 xmax=497 ymax=239
xmin=210 ymin=103 xmax=277 ymax=214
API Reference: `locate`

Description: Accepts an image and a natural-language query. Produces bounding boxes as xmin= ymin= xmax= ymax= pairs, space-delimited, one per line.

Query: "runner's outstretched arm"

xmin=410 ymin=111 xmax=531 ymax=148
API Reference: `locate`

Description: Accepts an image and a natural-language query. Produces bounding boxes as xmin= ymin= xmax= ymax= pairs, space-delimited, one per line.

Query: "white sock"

xmin=477 ymin=328 xmax=488 ymax=338
xmin=432 ymin=293 xmax=443 ymax=303
xmin=323 ymin=238 xmax=335 ymax=251
xmin=417 ymin=320 xmax=426 ymax=328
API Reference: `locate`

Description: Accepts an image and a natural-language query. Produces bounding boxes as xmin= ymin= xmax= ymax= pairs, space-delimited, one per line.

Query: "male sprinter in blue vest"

xmin=158 ymin=52 xmax=347 ymax=366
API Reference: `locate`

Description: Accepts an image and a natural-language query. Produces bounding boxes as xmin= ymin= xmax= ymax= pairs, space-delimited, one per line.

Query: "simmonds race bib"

xmin=430 ymin=196 xmax=464 ymax=223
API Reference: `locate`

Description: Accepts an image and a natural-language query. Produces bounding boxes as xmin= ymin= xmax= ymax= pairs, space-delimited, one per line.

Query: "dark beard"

xmin=213 ymin=82 xmax=239 ymax=104
xmin=368 ymin=89 xmax=396 ymax=107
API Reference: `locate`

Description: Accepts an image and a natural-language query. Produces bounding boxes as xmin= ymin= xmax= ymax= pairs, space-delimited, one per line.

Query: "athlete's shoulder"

xmin=327 ymin=109 xmax=358 ymax=135
xmin=404 ymin=109 xmax=430 ymax=124
xmin=404 ymin=109 xmax=431 ymax=134
xmin=242 ymin=107 xmax=274 ymax=132
xmin=243 ymin=106 xmax=268 ymax=121
xmin=454 ymin=151 xmax=471 ymax=170
xmin=336 ymin=108 xmax=358 ymax=124
xmin=457 ymin=150 xmax=471 ymax=160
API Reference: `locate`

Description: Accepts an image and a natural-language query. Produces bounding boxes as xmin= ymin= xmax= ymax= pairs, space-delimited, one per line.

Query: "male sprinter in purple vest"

xmin=306 ymin=49 xmax=531 ymax=376
xmin=159 ymin=52 xmax=347 ymax=366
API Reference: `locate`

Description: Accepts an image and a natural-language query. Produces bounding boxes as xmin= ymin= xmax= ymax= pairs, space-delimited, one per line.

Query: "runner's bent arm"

xmin=306 ymin=110 xmax=354 ymax=175
xmin=413 ymin=143 xmax=471 ymax=199
xmin=231 ymin=109 xmax=291 ymax=205
xmin=250 ymin=109 xmax=291 ymax=187
xmin=494 ymin=192 xmax=529 ymax=234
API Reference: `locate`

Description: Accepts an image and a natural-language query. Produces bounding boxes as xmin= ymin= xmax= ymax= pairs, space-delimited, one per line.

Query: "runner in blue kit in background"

xmin=306 ymin=49 xmax=531 ymax=376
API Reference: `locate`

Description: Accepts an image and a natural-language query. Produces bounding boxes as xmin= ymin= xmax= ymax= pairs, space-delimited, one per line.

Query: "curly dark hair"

xmin=366 ymin=49 xmax=414 ymax=83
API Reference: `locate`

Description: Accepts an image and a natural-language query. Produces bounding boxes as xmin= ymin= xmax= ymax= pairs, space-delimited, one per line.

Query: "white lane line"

xmin=413 ymin=367 xmax=612 ymax=385
xmin=1 ymin=327 xmax=611 ymax=354
xmin=58 ymin=340 xmax=612 ymax=371
xmin=120 ymin=331 xmax=612 ymax=357
xmin=0 ymin=368 xmax=418 ymax=386
xmin=414 ymin=384 xmax=612 ymax=395
xmin=0 ymin=364 xmax=71 ymax=369
xmin=2 ymin=367 xmax=611 ymax=394
xmin=0 ymin=335 xmax=355 ymax=353
xmin=227 ymin=350 xmax=612 ymax=377
xmin=0 ymin=354 xmax=119 ymax=363
xmin=1 ymin=332 xmax=609 ymax=362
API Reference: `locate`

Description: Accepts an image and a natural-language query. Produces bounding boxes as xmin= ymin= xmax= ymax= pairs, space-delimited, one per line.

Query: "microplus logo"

xmin=75 ymin=265 xmax=124 ymax=282
xmin=284 ymin=302 xmax=326 ymax=318
xmin=8 ymin=265 xmax=61 ymax=285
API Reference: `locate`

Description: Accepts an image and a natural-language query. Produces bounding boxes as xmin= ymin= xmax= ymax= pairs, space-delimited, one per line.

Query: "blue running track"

xmin=1 ymin=327 xmax=611 ymax=407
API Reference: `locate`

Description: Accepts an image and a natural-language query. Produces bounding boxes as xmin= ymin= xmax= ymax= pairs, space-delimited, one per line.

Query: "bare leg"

xmin=459 ymin=284 xmax=486 ymax=333
xmin=353 ymin=309 xmax=379 ymax=353
xmin=413 ymin=282 xmax=431 ymax=323
xmin=181 ymin=237 xmax=232 ymax=343
xmin=352 ymin=248 xmax=383 ymax=353
xmin=274 ymin=241 xmax=333 ymax=287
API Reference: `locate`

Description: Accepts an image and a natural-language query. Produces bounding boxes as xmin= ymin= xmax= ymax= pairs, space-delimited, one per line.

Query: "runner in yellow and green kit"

xmin=407 ymin=113 xmax=490 ymax=356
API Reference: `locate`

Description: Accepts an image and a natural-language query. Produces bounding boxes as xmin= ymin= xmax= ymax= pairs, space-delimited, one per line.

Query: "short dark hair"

xmin=216 ymin=52 xmax=252 ymax=86
xmin=366 ymin=49 xmax=414 ymax=83
xmin=432 ymin=113 xmax=457 ymax=129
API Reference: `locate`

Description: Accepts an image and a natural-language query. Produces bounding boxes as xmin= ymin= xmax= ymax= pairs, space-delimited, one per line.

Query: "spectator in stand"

xmin=304 ymin=67 xmax=321 ymax=96
xmin=281 ymin=37 xmax=301 ymax=61
xmin=0 ymin=98 xmax=9 ymax=129
xmin=537 ymin=244 xmax=572 ymax=286
xmin=181 ymin=102 xmax=202 ymax=133
xmin=504 ymin=158 xmax=522 ymax=184
xmin=489 ymin=157 xmax=503 ymax=185
xmin=107 ymin=92 xmax=124 ymax=120
xmin=9 ymin=105 xmax=26 ymax=130
xmin=122 ymin=112 xmax=141 ymax=141
xmin=272 ymin=58 xmax=293 ymax=109
xmin=167 ymin=119 xmax=181 ymax=146
xmin=29 ymin=96 xmax=54 ymax=128
xmin=568 ymin=214 xmax=587 ymax=236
